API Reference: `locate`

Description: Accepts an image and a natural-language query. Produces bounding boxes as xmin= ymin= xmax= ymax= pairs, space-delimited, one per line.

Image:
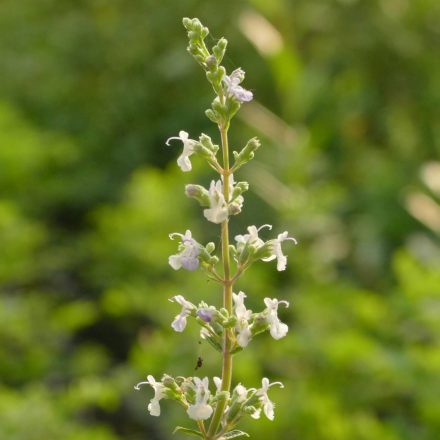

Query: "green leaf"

xmin=222 ymin=430 xmax=250 ymax=439
xmin=173 ymin=426 xmax=204 ymax=438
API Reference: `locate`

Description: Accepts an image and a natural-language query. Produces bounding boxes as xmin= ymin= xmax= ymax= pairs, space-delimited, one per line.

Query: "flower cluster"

xmin=168 ymin=225 xmax=297 ymax=276
xmin=234 ymin=225 xmax=297 ymax=271
xmin=168 ymin=291 xmax=290 ymax=351
xmin=168 ymin=230 xmax=218 ymax=276
xmin=135 ymin=374 xmax=283 ymax=423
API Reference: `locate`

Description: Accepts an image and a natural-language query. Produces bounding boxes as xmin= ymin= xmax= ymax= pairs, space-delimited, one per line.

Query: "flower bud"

xmin=222 ymin=315 xmax=237 ymax=328
xmin=192 ymin=19 xmax=202 ymax=33
xmin=205 ymin=242 xmax=215 ymax=253
xmin=250 ymin=314 xmax=269 ymax=335
xmin=206 ymin=68 xmax=226 ymax=89
xmin=182 ymin=17 xmax=192 ymax=30
xmin=219 ymin=308 xmax=229 ymax=318
xmin=233 ymin=137 xmax=261 ymax=170
xmin=212 ymin=38 xmax=228 ymax=63
xmin=188 ymin=42 xmax=199 ymax=53
xmin=200 ymin=25 xmax=209 ymax=39
xmin=183 ymin=387 xmax=196 ymax=403
xmin=205 ymin=55 xmax=217 ymax=71
xmin=205 ymin=108 xmax=220 ymax=123
xmin=252 ymin=240 xmax=275 ymax=260
xmin=226 ymin=384 xmax=249 ymax=423
xmin=209 ymin=255 xmax=219 ymax=265
xmin=199 ymin=133 xmax=219 ymax=154
xmin=225 ymin=97 xmax=241 ymax=119
xmin=197 ymin=308 xmax=215 ymax=323
xmin=212 ymin=97 xmax=227 ymax=116
xmin=231 ymin=182 xmax=249 ymax=200
xmin=228 ymin=197 xmax=244 ymax=216
xmin=162 ymin=374 xmax=178 ymax=390
xmin=185 ymin=184 xmax=210 ymax=206
xmin=193 ymin=142 xmax=214 ymax=160
xmin=211 ymin=390 xmax=230 ymax=403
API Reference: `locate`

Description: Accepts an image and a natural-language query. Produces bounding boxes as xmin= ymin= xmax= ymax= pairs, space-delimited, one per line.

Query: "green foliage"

xmin=0 ymin=1 xmax=439 ymax=439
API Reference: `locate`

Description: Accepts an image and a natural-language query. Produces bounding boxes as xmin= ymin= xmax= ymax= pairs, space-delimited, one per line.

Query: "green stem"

xmin=198 ymin=420 xmax=207 ymax=437
xmin=207 ymin=122 xmax=233 ymax=439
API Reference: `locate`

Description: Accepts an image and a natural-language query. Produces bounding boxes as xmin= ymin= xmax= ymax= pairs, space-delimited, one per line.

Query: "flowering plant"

xmin=135 ymin=18 xmax=296 ymax=439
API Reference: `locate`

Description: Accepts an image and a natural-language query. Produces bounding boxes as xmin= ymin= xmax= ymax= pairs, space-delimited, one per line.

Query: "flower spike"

xmin=136 ymin=18 xmax=292 ymax=438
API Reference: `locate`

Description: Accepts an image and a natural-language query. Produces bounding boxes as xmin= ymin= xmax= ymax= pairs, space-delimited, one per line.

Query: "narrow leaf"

xmin=222 ymin=430 xmax=250 ymax=439
xmin=173 ymin=426 xmax=204 ymax=438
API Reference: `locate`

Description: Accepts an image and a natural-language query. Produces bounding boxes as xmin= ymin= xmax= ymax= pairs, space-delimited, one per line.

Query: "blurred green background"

xmin=1 ymin=0 xmax=439 ymax=439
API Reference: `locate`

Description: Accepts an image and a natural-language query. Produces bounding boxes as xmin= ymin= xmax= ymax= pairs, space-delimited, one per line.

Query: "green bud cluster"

xmin=183 ymin=18 xmax=228 ymax=99
xmin=182 ymin=18 xmax=210 ymax=67
xmin=232 ymin=138 xmax=261 ymax=171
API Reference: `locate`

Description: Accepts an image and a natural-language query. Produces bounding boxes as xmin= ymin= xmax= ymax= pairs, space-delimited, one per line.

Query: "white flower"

xmin=213 ymin=376 xmax=222 ymax=392
xmin=134 ymin=375 xmax=166 ymax=417
xmin=256 ymin=378 xmax=284 ymax=421
xmin=235 ymin=224 xmax=272 ymax=253
xmin=203 ymin=180 xmax=229 ymax=224
xmin=169 ymin=295 xmax=195 ymax=332
xmin=166 ymin=130 xmax=198 ymax=172
xmin=223 ymin=68 xmax=253 ymax=103
xmin=187 ymin=377 xmax=213 ymax=420
xmin=234 ymin=384 xmax=249 ymax=403
xmin=233 ymin=291 xmax=253 ymax=347
xmin=262 ymin=231 xmax=297 ymax=271
xmin=168 ymin=230 xmax=200 ymax=271
xmin=264 ymin=298 xmax=289 ymax=340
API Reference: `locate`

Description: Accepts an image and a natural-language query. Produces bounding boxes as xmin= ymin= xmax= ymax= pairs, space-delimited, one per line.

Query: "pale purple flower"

xmin=203 ymin=180 xmax=229 ymax=224
xmin=168 ymin=230 xmax=200 ymax=271
xmin=186 ymin=377 xmax=213 ymax=420
xmin=166 ymin=130 xmax=198 ymax=172
xmin=169 ymin=295 xmax=195 ymax=332
xmin=264 ymin=298 xmax=289 ymax=340
xmin=197 ymin=308 xmax=214 ymax=323
xmin=262 ymin=231 xmax=297 ymax=271
xmin=134 ymin=375 xmax=166 ymax=417
xmin=223 ymin=68 xmax=253 ymax=103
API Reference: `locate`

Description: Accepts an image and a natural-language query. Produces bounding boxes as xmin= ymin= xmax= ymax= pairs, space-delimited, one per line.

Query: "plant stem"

xmin=207 ymin=122 xmax=233 ymax=439
xmin=198 ymin=420 xmax=207 ymax=437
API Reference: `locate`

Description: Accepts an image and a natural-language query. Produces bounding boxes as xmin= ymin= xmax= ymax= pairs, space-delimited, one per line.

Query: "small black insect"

xmin=195 ymin=356 xmax=203 ymax=370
